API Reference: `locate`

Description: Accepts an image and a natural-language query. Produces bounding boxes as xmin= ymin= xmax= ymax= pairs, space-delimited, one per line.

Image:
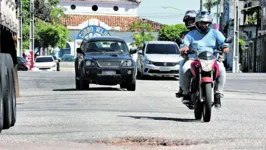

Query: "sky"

xmin=138 ymin=0 xmax=218 ymax=25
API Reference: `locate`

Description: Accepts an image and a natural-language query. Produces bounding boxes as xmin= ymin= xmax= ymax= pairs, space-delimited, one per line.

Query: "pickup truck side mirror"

xmin=129 ymin=48 xmax=137 ymax=54
xmin=77 ymin=48 xmax=84 ymax=55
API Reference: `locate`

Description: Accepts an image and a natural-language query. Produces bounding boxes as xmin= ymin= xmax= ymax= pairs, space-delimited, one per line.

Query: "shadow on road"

xmin=137 ymin=76 xmax=178 ymax=81
xmin=53 ymin=87 xmax=124 ymax=91
xmin=119 ymin=115 xmax=199 ymax=122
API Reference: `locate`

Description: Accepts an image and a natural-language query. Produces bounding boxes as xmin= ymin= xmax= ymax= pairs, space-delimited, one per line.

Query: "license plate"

xmin=102 ymin=70 xmax=116 ymax=75
xmin=159 ymin=67 xmax=171 ymax=71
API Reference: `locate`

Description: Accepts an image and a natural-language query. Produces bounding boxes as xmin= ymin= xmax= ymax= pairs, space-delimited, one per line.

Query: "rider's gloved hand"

xmin=222 ymin=47 xmax=230 ymax=54
xmin=180 ymin=46 xmax=189 ymax=53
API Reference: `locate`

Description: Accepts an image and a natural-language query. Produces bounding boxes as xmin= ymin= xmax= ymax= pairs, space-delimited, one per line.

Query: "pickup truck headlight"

xmin=85 ymin=60 xmax=96 ymax=66
xmin=86 ymin=61 xmax=92 ymax=66
xmin=121 ymin=60 xmax=133 ymax=67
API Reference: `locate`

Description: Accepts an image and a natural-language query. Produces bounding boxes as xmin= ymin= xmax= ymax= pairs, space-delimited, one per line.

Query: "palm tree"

xmin=203 ymin=0 xmax=220 ymax=13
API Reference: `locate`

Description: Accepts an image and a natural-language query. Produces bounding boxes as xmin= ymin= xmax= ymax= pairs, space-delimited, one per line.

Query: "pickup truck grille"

xmin=97 ymin=60 xmax=121 ymax=67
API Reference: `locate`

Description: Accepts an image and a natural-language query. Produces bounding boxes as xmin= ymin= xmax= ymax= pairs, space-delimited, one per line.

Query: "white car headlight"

xmin=200 ymin=59 xmax=214 ymax=72
xmin=145 ymin=60 xmax=152 ymax=64
xmin=122 ymin=60 xmax=133 ymax=67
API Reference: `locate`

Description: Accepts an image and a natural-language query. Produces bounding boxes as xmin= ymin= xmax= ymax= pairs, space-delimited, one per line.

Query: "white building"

xmin=57 ymin=0 xmax=162 ymax=57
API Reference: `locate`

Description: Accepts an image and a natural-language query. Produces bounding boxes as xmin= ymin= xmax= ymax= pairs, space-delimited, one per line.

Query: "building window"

xmin=92 ymin=5 xmax=98 ymax=11
xmin=113 ymin=6 xmax=119 ymax=11
xmin=70 ymin=4 xmax=76 ymax=10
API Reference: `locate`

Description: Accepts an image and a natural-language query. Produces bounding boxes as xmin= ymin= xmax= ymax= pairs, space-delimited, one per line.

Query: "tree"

xmin=22 ymin=0 xmax=69 ymax=52
xmin=203 ymin=0 xmax=220 ymax=13
xmin=35 ymin=20 xmax=69 ymax=49
xmin=158 ymin=24 xmax=188 ymax=41
xmin=129 ymin=20 xmax=155 ymax=48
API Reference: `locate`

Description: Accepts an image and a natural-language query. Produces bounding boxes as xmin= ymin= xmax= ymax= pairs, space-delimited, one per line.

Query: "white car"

xmin=33 ymin=56 xmax=57 ymax=71
xmin=136 ymin=41 xmax=182 ymax=77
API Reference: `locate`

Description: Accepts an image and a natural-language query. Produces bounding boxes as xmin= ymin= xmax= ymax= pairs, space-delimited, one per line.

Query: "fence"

xmin=242 ymin=34 xmax=266 ymax=72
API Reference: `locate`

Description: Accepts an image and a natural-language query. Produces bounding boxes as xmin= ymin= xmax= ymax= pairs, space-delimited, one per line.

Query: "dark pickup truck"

xmin=75 ymin=36 xmax=137 ymax=91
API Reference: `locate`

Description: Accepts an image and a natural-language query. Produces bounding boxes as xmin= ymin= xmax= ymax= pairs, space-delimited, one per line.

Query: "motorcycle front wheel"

xmin=203 ymin=83 xmax=212 ymax=122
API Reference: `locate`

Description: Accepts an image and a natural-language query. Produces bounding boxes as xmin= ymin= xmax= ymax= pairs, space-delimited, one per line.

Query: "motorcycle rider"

xmin=176 ymin=10 xmax=198 ymax=98
xmin=180 ymin=11 xmax=229 ymax=108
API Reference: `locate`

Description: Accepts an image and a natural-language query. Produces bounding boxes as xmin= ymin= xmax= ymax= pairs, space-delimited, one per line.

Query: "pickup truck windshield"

xmin=85 ymin=41 xmax=129 ymax=54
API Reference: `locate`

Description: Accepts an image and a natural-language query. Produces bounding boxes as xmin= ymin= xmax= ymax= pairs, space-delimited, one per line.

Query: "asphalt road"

xmin=0 ymin=71 xmax=266 ymax=150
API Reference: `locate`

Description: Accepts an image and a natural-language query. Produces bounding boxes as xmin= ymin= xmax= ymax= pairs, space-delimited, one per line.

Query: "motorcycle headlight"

xmin=200 ymin=59 xmax=214 ymax=72
xmin=122 ymin=60 xmax=133 ymax=67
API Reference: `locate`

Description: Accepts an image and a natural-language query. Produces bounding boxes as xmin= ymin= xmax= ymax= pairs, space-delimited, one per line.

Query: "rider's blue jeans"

xmin=178 ymin=59 xmax=185 ymax=89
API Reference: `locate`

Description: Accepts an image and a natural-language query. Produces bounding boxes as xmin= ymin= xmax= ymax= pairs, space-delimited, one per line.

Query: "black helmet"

xmin=183 ymin=10 xmax=198 ymax=30
xmin=195 ymin=11 xmax=213 ymax=34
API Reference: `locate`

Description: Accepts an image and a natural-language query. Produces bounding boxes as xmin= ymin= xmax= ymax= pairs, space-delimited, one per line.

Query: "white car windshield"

xmin=85 ymin=41 xmax=129 ymax=54
xmin=35 ymin=57 xmax=54 ymax=62
xmin=146 ymin=44 xmax=180 ymax=54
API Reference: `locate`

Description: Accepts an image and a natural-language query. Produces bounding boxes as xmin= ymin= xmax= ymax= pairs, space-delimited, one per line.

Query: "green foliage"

xmin=239 ymin=39 xmax=246 ymax=46
xmin=129 ymin=20 xmax=153 ymax=32
xmin=131 ymin=33 xmax=155 ymax=47
xmin=203 ymin=0 xmax=220 ymax=10
xmin=158 ymin=24 xmax=188 ymax=41
xmin=21 ymin=0 xmax=69 ymax=50
xmin=129 ymin=20 xmax=155 ymax=47
xmin=35 ymin=20 xmax=69 ymax=48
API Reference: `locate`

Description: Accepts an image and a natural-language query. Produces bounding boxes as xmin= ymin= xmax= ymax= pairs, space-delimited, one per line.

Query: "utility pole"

xmin=17 ymin=0 xmax=23 ymax=56
xmin=200 ymin=0 xmax=203 ymax=11
xmin=207 ymin=0 xmax=212 ymax=13
xmin=233 ymin=0 xmax=240 ymax=73
xmin=30 ymin=0 xmax=34 ymax=59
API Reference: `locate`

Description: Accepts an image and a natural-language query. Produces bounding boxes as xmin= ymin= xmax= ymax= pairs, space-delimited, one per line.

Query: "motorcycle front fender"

xmin=200 ymin=77 xmax=214 ymax=87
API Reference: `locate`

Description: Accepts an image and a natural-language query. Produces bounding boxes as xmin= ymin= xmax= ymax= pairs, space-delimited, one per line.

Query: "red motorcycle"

xmin=183 ymin=38 xmax=232 ymax=122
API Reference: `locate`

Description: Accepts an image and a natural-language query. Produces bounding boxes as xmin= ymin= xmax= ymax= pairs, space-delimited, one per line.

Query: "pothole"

xmin=95 ymin=137 xmax=209 ymax=147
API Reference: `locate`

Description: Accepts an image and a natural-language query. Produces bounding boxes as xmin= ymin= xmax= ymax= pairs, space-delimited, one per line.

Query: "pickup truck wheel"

xmin=120 ymin=82 xmax=127 ymax=89
xmin=127 ymin=79 xmax=136 ymax=91
xmin=78 ymin=70 xmax=89 ymax=90
xmin=79 ymin=77 xmax=89 ymax=90
xmin=75 ymin=72 xmax=80 ymax=90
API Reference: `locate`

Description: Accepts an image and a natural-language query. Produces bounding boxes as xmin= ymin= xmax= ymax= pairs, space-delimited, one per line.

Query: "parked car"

xmin=136 ymin=41 xmax=182 ymax=78
xmin=17 ymin=56 xmax=30 ymax=71
xmin=75 ymin=36 xmax=137 ymax=91
xmin=51 ymin=55 xmax=60 ymax=71
xmin=33 ymin=56 xmax=57 ymax=71
xmin=62 ymin=54 xmax=74 ymax=62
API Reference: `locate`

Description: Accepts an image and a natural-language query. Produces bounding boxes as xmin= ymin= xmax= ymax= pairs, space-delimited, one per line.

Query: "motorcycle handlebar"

xmin=214 ymin=50 xmax=223 ymax=54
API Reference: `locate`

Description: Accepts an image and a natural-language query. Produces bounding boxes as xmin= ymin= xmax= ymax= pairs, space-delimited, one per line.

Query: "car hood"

xmin=84 ymin=53 xmax=132 ymax=60
xmin=145 ymin=54 xmax=182 ymax=62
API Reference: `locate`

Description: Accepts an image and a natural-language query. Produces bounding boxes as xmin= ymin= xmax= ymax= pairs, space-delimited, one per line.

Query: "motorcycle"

xmin=180 ymin=37 xmax=232 ymax=122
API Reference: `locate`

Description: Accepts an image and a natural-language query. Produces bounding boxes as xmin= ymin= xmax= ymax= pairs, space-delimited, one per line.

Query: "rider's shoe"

xmin=175 ymin=87 xmax=183 ymax=98
xmin=214 ymin=93 xmax=223 ymax=109
xmin=182 ymin=94 xmax=193 ymax=109
xmin=182 ymin=94 xmax=191 ymax=104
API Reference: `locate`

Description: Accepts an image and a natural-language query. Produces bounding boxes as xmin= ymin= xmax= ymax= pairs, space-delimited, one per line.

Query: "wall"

xmin=59 ymin=1 xmax=139 ymax=16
